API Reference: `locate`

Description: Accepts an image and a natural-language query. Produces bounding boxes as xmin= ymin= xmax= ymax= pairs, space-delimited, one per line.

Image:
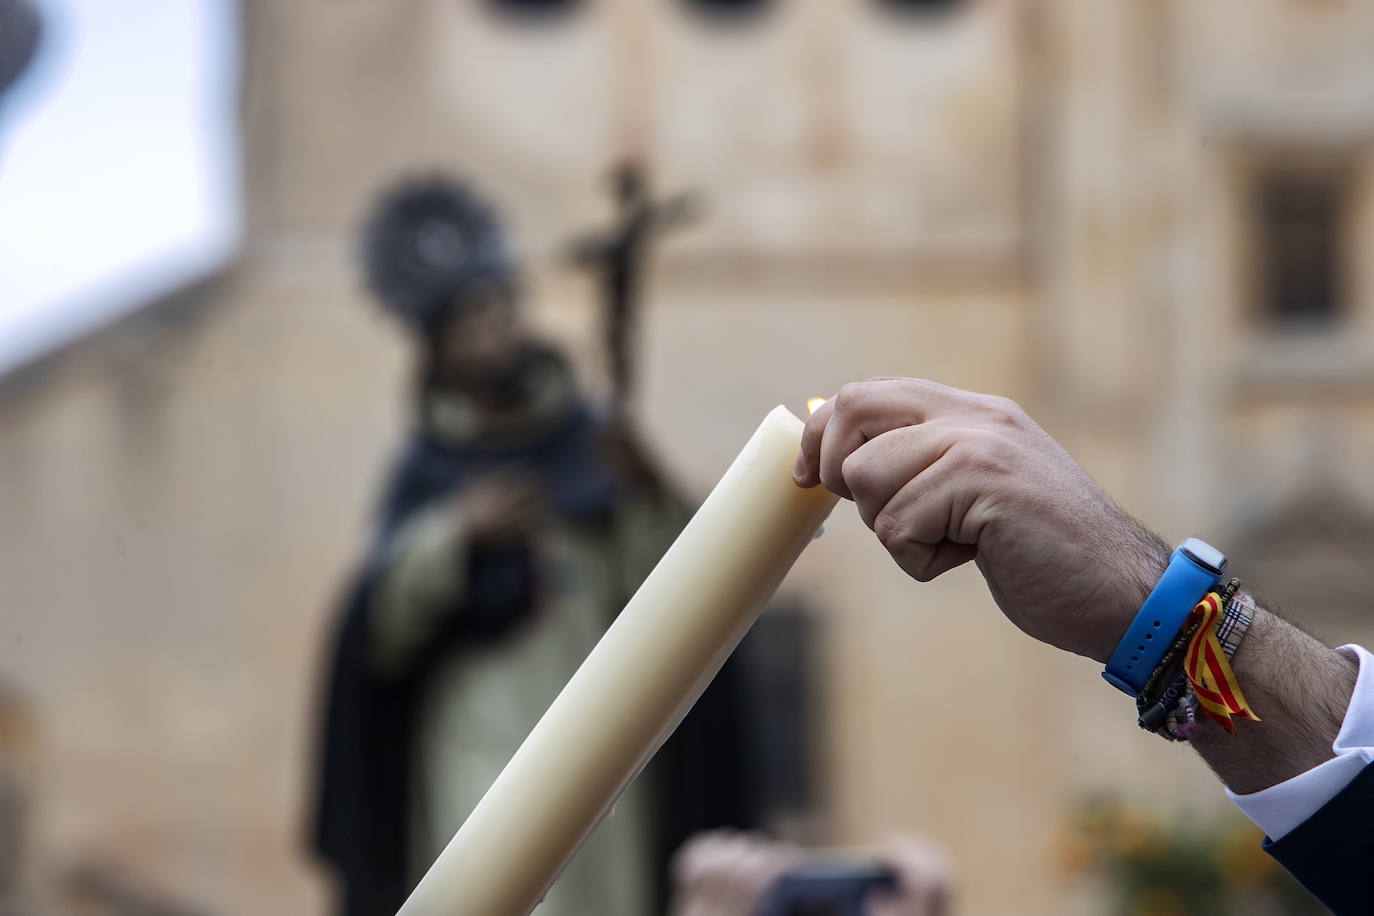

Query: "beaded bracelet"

xmin=1136 ymin=579 xmax=1239 ymax=732
xmin=1135 ymin=620 xmax=1202 ymax=732
xmin=1138 ymin=579 xmax=1257 ymax=740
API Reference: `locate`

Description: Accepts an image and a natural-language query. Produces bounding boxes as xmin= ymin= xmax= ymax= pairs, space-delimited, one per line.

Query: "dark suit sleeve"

xmin=1263 ymin=759 xmax=1374 ymax=914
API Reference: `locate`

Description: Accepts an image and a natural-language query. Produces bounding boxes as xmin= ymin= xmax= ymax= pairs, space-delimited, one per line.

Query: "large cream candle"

xmin=397 ymin=405 xmax=837 ymax=916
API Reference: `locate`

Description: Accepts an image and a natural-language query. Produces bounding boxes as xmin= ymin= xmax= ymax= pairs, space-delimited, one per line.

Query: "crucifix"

xmin=569 ymin=160 xmax=698 ymax=420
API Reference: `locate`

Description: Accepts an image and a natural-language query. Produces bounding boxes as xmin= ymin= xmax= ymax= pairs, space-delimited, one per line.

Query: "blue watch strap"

xmin=1102 ymin=540 xmax=1226 ymax=695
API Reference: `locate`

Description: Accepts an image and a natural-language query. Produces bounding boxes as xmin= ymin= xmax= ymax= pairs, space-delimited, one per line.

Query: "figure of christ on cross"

xmin=569 ymin=160 xmax=698 ymax=420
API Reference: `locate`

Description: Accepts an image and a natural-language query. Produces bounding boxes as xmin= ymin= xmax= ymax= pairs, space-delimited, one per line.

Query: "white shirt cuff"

xmin=1226 ymin=644 xmax=1374 ymax=840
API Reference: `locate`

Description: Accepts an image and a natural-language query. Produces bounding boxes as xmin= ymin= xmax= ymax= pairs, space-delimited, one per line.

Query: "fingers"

xmin=795 ymin=396 xmax=835 ymax=488
xmin=500 ymin=473 xmax=545 ymax=504
xmin=817 ymin=381 xmax=927 ymax=498
xmin=719 ymin=841 xmax=795 ymax=913
xmin=868 ymin=835 xmax=954 ymax=916
xmin=669 ymin=831 xmax=799 ymax=916
xmin=795 ymin=379 xmax=974 ymax=497
xmin=869 ymin=452 xmax=982 ymax=582
xmin=841 ymin=425 xmax=953 ymax=530
xmin=502 ymin=482 xmax=544 ymax=518
xmin=668 ymin=834 xmax=717 ymax=916
xmin=889 ymin=540 xmax=979 ymax=584
xmin=460 ymin=472 xmax=547 ymax=539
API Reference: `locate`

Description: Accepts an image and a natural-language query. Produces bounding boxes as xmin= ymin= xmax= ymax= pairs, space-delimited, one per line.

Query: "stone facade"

xmin=2 ymin=1 xmax=1373 ymax=912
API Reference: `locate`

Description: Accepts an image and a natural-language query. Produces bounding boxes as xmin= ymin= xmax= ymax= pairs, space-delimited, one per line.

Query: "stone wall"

xmin=3 ymin=1 xmax=1373 ymax=912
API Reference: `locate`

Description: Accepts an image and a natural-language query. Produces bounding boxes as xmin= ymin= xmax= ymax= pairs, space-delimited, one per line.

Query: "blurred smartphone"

xmin=755 ymin=860 xmax=897 ymax=916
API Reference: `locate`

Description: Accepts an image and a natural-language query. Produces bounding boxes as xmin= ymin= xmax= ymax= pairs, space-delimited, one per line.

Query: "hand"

xmin=600 ymin=421 xmax=669 ymax=495
xmin=795 ymin=378 xmax=1169 ymax=663
xmin=668 ymin=831 xmax=801 ymax=916
xmin=867 ymin=835 xmax=953 ymax=916
xmin=454 ymin=472 xmax=543 ymax=544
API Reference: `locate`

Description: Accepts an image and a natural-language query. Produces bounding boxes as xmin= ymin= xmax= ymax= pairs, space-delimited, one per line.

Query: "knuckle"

xmin=975 ymin=394 xmax=1024 ymax=426
xmin=833 ymin=381 xmax=867 ymax=414
xmin=840 ymin=451 xmax=871 ymax=494
xmin=954 ymin=430 xmax=1013 ymax=475
xmin=873 ymin=510 xmax=905 ymax=549
xmin=909 ymin=559 xmax=938 ymax=583
xmin=946 ymin=439 xmax=980 ymax=471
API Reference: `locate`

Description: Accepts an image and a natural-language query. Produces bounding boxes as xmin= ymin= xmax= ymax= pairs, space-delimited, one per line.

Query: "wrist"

xmin=1188 ymin=604 xmax=1359 ymax=793
xmin=1087 ymin=535 xmax=1171 ymax=665
xmin=1100 ymin=537 xmax=1224 ymax=692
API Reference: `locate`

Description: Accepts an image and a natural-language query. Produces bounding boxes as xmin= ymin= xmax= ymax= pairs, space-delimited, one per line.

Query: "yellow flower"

xmin=1130 ymin=887 xmax=1187 ymax=916
xmin=1112 ymin=807 xmax=1162 ymax=858
xmin=1052 ymin=827 xmax=1094 ymax=880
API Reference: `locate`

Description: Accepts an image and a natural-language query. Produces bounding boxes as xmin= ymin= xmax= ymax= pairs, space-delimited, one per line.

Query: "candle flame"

xmin=806 ymin=397 xmax=826 ymax=415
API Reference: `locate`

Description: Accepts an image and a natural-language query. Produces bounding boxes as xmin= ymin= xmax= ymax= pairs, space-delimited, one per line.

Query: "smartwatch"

xmin=1101 ymin=538 xmax=1227 ymax=695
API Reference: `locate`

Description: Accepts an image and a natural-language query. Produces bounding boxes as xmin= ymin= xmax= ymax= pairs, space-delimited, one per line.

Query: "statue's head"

xmin=361 ymin=176 xmax=517 ymax=332
xmin=361 ymin=176 xmax=538 ymax=403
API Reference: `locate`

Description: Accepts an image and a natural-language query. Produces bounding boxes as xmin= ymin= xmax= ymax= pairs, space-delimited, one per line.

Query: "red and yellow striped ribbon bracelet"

xmin=1183 ymin=592 xmax=1260 ymax=733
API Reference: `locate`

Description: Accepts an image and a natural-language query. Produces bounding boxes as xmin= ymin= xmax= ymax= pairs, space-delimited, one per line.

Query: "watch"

xmin=1102 ymin=538 xmax=1227 ymax=696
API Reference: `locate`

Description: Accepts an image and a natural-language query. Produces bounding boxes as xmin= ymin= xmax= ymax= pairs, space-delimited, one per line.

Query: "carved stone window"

xmin=1252 ymin=167 xmax=1350 ymax=331
xmin=681 ymin=0 xmax=775 ymax=25
xmin=484 ymin=0 xmax=582 ymax=22
xmin=874 ymin=0 xmax=968 ymax=19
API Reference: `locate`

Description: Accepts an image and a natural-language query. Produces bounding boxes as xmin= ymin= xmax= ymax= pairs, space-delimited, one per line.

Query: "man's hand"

xmin=868 ymin=836 xmax=952 ymax=916
xmin=794 ymin=378 xmax=1168 ymax=663
xmin=599 ymin=421 xmax=670 ymax=497
xmin=668 ymin=831 xmax=952 ymax=916
xmin=668 ymin=831 xmax=800 ymax=916
xmin=454 ymin=472 xmax=543 ymax=544
xmin=794 ymin=378 xmax=1363 ymax=796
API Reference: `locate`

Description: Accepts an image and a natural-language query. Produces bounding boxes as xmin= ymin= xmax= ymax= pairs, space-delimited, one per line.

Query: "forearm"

xmin=1186 ymin=598 xmax=1358 ymax=794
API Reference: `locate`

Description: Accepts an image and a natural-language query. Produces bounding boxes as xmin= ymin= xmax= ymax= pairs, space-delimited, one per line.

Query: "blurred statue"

xmin=569 ymin=161 xmax=698 ymax=419
xmin=311 ymin=177 xmax=755 ymax=916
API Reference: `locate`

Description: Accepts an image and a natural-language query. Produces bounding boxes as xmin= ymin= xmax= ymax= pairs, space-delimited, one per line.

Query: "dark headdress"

xmin=360 ymin=177 xmax=515 ymax=333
